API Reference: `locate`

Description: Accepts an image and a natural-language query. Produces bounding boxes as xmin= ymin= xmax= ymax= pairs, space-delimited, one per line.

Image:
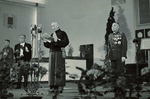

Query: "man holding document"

xmin=41 ymin=22 xmax=69 ymax=96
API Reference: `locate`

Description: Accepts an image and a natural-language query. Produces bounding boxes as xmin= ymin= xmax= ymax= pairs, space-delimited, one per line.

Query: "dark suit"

xmin=1 ymin=46 xmax=13 ymax=63
xmin=108 ymin=32 xmax=127 ymax=75
xmin=14 ymin=42 xmax=32 ymax=89
xmin=14 ymin=43 xmax=32 ymax=62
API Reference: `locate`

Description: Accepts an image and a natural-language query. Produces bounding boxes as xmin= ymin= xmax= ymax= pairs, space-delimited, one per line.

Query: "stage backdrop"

xmin=1 ymin=0 xmax=150 ymax=65
xmin=37 ymin=0 xmax=136 ymax=64
xmin=0 ymin=2 xmax=37 ymax=53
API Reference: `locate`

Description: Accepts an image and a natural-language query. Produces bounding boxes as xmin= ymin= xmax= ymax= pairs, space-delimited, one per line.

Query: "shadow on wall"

xmin=117 ymin=5 xmax=132 ymax=56
xmin=97 ymin=7 xmax=115 ymax=61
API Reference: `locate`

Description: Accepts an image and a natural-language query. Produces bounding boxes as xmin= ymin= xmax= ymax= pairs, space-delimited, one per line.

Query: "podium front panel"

xmin=65 ymin=59 xmax=86 ymax=81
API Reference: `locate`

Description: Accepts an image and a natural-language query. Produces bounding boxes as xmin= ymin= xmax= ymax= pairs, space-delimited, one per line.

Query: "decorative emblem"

xmin=113 ymin=37 xmax=117 ymax=41
xmin=118 ymin=41 xmax=121 ymax=45
xmin=137 ymin=32 xmax=143 ymax=38
xmin=118 ymin=35 xmax=121 ymax=39
xmin=113 ymin=34 xmax=122 ymax=45
xmin=148 ymin=31 xmax=150 ymax=37
xmin=114 ymin=42 xmax=117 ymax=44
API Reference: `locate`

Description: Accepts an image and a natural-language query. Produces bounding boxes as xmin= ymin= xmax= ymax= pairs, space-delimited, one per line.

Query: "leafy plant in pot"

xmin=15 ymin=62 xmax=45 ymax=99
xmin=101 ymin=57 xmax=143 ymax=99
xmin=74 ymin=63 xmax=106 ymax=99
xmin=0 ymin=60 xmax=14 ymax=99
xmin=141 ymin=67 xmax=150 ymax=99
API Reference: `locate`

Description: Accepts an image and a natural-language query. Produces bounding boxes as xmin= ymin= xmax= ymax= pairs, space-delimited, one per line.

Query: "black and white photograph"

xmin=0 ymin=0 xmax=150 ymax=99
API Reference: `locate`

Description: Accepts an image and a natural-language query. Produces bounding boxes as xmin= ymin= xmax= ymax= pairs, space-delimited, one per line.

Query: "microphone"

xmin=30 ymin=25 xmax=33 ymax=34
xmin=133 ymin=38 xmax=139 ymax=43
xmin=37 ymin=24 xmax=42 ymax=33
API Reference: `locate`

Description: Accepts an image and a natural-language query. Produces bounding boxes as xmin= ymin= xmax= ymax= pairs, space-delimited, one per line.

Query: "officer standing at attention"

xmin=108 ymin=22 xmax=127 ymax=75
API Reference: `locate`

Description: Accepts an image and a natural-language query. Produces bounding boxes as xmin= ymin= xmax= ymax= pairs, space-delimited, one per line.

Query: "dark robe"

xmin=44 ymin=29 xmax=69 ymax=86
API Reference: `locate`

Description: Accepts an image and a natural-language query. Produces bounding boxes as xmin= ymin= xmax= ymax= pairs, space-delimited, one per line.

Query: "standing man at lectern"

xmin=108 ymin=22 xmax=127 ymax=75
xmin=42 ymin=22 xmax=69 ymax=94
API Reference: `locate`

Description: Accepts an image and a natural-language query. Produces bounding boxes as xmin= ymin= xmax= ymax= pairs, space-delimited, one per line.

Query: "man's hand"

xmin=25 ymin=47 xmax=29 ymax=52
xmin=44 ymin=40 xmax=51 ymax=43
xmin=53 ymin=32 xmax=59 ymax=42
xmin=3 ymin=52 xmax=8 ymax=56
xmin=122 ymin=57 xmax=126 ymax=62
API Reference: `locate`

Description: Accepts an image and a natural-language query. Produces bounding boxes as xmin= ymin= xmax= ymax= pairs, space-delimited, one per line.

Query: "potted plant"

xmin=100 ymin=57 xmax=143 ymax=99
xmin=141 ymin=67 xmax=150 ymax=99
xmin=68 ymin=44 xmax=73 ymax=57
xmin=0 ymin=60 xmax=14 ymax=99
xmin=76 ymin=55 xmax=142 ymax=99
xmin=74 ymin=63 xmax=105 ymax=99
xmin=17 ymin=62 xmax=47 ymax=99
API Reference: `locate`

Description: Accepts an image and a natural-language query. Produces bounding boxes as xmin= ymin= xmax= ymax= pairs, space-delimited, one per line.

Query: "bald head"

xmin=111 ymin=22 xmax=120 ymax=33
xmin=51 ymin=22 xmax=60 ymax=31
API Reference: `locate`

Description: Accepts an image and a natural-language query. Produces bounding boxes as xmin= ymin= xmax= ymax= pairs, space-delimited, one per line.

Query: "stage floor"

xmin=8 ymin=82 xmax=150 ymax=99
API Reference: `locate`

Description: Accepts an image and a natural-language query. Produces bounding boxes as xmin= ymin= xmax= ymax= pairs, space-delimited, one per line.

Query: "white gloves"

xmin=25 ymin=47 xmax=29 ymax=52
xmin=122 ymin=57 xmax=126 ymax=62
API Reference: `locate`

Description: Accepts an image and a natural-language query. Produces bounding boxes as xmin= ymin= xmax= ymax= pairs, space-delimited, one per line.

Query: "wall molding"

xmin=0 ymin=0 xmax=45 ymax=8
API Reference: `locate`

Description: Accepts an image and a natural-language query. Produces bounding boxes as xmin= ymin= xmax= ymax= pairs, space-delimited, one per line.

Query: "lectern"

xmin=140 ymin=38 xmax=150 ymax=69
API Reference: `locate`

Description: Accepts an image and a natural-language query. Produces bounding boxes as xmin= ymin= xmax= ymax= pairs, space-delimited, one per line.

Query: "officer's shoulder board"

xmin=108 ymin=33 xmax=113 ymax=39
xmin=120 ymin=32 xmax=124 ymax=35
xmin=109 ymin=33 xmax=113 ymax=36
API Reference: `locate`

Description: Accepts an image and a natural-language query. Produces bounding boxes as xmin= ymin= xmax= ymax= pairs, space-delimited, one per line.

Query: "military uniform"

xmin=108 ymin=31 xmax=127 ymax=74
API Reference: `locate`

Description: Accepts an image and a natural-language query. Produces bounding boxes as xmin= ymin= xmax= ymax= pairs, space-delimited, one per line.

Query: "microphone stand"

xmin=134 ymin=40 xmax=141 ymax=99
xmin=21 ymin=24 xmax=48 ymax=98
xmin=20 ymin=25 xmax=38 ymax=97
xmin=36 ymin=25 xmax=48 ymax=94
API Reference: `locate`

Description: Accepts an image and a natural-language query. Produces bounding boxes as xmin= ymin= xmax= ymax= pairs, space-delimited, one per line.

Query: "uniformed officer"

xmin=108 ymin=22 xmax=127 ymax=75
